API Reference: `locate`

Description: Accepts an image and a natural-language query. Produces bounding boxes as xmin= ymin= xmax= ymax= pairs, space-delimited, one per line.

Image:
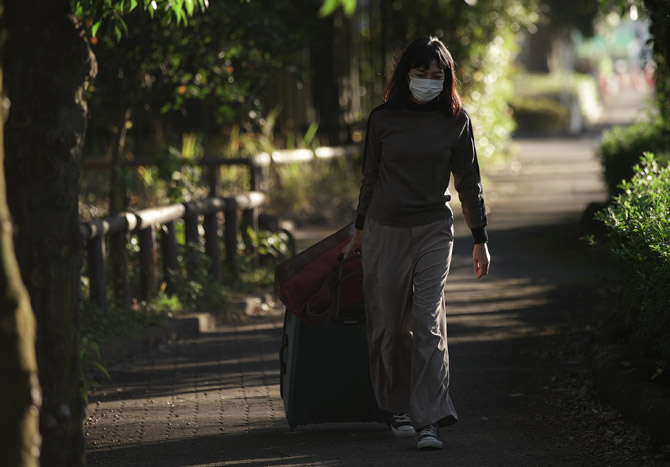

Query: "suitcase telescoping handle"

xmin=332 ymin=253 xmax=365 ymax=325
xmin=333 ymin=253 xmax=345 ymax=317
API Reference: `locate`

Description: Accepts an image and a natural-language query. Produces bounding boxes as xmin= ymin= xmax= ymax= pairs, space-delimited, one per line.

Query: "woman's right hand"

xmin=342 ymin=228 xmax=363 ymax=258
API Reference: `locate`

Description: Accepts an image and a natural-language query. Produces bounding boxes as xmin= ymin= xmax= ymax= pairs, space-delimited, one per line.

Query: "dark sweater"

xmin=355 ymin=100 xmax=488 ymax=244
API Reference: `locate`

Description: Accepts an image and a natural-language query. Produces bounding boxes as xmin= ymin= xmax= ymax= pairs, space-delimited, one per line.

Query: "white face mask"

xmin=408 ymin=76 xmax=444 ymax=103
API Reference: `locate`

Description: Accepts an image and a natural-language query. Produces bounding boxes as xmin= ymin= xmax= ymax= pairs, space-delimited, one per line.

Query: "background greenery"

xmin=590 ymin=1 xmax=670 ymax=374
xmin=77 ymin=0 xmax=544 ymax=217
xmin=509 ymin=72 xmax=602 ymax=133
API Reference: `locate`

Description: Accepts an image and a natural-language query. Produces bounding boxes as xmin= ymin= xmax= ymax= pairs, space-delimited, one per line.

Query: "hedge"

xmin=596 ymin=153 xmax=670 ymax=371
xmin=598 ymin=120 xmax=670 ymax=195
xmin=509 ymin=72 xmax=601 ymax=133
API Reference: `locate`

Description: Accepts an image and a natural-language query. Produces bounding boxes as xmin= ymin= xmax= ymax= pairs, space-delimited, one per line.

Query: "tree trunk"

xmin=311 ymin=14 xmax=341 ymax=145
xmin=108 ymin=107 xmax=131 ymax=216
xmin=522 ymin=21 xmax=554 ymax=73
xmin=3 ymin=1 xmax=96 ymax=466
xmin=0 ymin=53 xmax=42 ymax=467
xmin=109 ymin=107 xmax=131 ymax=308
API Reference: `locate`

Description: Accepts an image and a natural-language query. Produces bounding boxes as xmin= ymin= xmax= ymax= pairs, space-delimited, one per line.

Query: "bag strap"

xmin=331 ymin=254 xmax=362 ymax=320
xmin=274 ymin=223 xmax=355 ymax=297
xmin=304 ymin=255 xmax=362 ymax=323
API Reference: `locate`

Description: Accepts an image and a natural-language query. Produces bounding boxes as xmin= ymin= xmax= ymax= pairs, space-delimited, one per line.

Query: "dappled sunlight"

xmin=445 ymin=278 xmax=554 ymax=310
xmin=445 ymin=276 xmax=545 ymax=292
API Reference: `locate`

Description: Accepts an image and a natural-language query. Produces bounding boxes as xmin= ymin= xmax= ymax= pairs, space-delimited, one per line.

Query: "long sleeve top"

xmin=355 ymin=100 xmax=488 ymax=244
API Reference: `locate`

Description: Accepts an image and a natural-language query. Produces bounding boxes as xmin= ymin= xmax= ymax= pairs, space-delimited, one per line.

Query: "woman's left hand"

xmin=473 ymin=243 xmax=490 ymax=279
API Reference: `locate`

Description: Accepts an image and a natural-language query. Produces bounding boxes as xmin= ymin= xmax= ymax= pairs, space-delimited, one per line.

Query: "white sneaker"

xmin=417 ymin=424 xmax=443 ymax=450
xmin=390 ymin=413 xmax=416 ymax=438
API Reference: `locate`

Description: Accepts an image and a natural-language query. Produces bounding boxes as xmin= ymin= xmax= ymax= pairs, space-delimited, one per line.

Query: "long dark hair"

xmin=383 ymin=36 xmax=462 ymax=116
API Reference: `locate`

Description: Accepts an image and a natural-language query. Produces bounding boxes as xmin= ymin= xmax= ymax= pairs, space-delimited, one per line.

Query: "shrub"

xmin=595 ymin=153 xmax=670 ymax=371
xmin=598 ymin=120 xmax=670 ymax=195
xmin=509 ymin=72 xmax=601 ymax=133
xmin=265 ymin=156 xmax=360 ymax=226
xmin=460 ymin=34 xmax=519 ymax=163
xmin=508 ymin=96 xmax=569 ymax=131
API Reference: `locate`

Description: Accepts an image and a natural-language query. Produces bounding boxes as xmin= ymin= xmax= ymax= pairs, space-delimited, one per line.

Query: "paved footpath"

xmin=85 ymin=93 xmax=668 ymax=466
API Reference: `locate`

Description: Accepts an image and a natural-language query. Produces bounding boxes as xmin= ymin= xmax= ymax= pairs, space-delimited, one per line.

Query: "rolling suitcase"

xmin=275 ymin=224 xmax=391 ymax=429
xmin=278 ymin=306 xmax=391 ymax=429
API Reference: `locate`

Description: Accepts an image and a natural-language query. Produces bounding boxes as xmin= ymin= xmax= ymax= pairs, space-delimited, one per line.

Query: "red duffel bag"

xmin=274 ymin=223 xmax=364 ymax=325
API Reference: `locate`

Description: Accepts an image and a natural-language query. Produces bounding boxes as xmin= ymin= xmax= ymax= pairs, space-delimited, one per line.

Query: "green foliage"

xmin=80 ymin=293 xmax=180 ymax=343
xmin=595 ymin=153 xmax=670 ymax=370
xmin=78 ymin=290 xmax=184 ymax=398
xmin=166 ymin=242 xmax=230 ymax=312
xmin=238 ymin=227 xmax=292 ymax=288
xmin=509 ymin=96 xmax=569 ymax=131
xmin=79 ymin=134 xmax=209 ymax=217
xmin=80 ymin=337 xmax=111 ymax=403
xmin=244 ymin=227 xmax=291 ymax=260
xmin=82 ymin=1 xmax=320 ymax=161
xmin=143 ymin=291 xmax=184 ymax=315
xmin=78 ymin=0 xmax=547 ymax=181
xmin=599 ymin=0 xmax=670 ymax=132
xmin=598 ymin=120 xmax=669 ymax=195
xmin=462 ymin=33 xmax=518 ymax=160
xmin=319 ymin=0 xmax=357 ymax=16
xmin=266 ymin=156 xmax=360 ymax=226
xmin=369 ymin=0 xmax=539 ymax=160
xmin=73 ymin=0 xmax=207 ymax=41
xmin=169 ymin=228 xmax=290 ymax=309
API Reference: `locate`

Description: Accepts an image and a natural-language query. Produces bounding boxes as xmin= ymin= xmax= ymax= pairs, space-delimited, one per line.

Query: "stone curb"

xmin=95 ymin=312 xmax=217 ymax=367
xmin=592 ymin=343 xmax=670 ymax=447
xmin=92 ymin=292 xmax=282 ymax=368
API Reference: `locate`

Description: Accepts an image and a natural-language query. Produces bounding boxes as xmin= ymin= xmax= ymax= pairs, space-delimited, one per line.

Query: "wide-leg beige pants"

xmin=362 ymin=216 xmax=457 ymax=429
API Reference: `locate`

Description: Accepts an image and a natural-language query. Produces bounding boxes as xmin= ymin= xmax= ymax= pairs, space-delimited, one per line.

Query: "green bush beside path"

xmin=595 ymin=153 xmax=670 ymax=372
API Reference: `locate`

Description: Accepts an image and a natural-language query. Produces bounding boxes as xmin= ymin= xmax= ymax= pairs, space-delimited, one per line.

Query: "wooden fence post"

xmin=249 ymin=159 xmax=261 ymax=191
xmin=243 ymin=158 xmax=262 ymax=265
xmin=241 ymin=206 xmax=257 ymax=266
xmin=82 ymin=214 xmax=135 ymax=310
xmin=138 ymin=225 xmax=158 ymax=301
xmin=110 ymin=231 xmax=131 ymax=308
xmin=160 ymin=220 xmax=179 ymax=294
xmin=87 ymin=235 xmax=107 ymax=309
xmin=203 ymin=211 xmax=222 ymax=281
xmin=224 ymin=198 xmax=239 ymax=273
xmin=207 ymin=163 xmax=221 ymax=197
xmin=183 ymin=213 xmax=201 ymax=280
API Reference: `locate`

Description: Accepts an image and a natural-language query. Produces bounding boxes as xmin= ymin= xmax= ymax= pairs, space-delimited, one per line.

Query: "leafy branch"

xmin=318 ymin=0 xmax=357 ymax=17
xmin=72 ymin=0 xmax=208 ymax=41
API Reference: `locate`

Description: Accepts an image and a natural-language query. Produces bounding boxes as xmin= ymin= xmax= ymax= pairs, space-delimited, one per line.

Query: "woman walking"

xmin=343 ymin=36 xmax=490 ymax=450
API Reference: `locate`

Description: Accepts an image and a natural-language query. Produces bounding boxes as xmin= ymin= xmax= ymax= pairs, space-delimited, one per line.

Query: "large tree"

xmin=1 ymin=1 xmax=204 ymax=466
xmin=3 ymin=1 xmax=95 ymax=465
xmin=0 ymin=2 xmax=42 ymax=465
